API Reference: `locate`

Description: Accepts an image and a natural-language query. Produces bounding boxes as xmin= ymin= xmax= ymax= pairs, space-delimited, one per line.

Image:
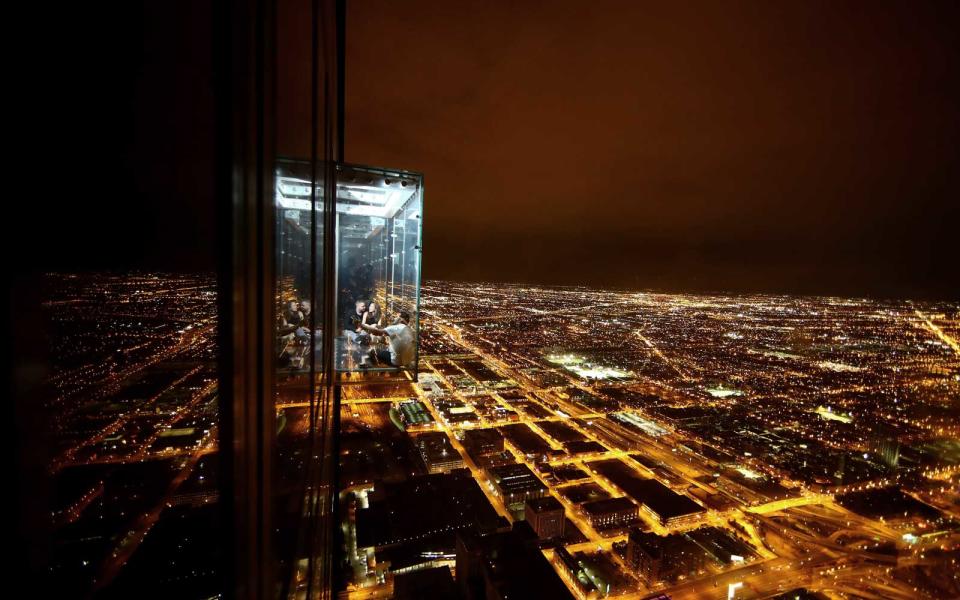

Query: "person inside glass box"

xmin=343 ymin=299 xmax=368 ymax=343
xmin=355 ymin=310 xmax=414 ymax=369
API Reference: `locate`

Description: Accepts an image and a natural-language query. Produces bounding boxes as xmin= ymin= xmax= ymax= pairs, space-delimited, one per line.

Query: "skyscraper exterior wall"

xmin=220 ymin=0 xmax=344 ymax=597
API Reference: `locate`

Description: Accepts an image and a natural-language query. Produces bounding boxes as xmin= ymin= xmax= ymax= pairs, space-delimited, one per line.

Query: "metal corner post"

xmin=217 ymin=0 xmax=277 ymax=596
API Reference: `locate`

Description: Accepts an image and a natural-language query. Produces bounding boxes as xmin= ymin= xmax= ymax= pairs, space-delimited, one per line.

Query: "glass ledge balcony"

xmin=275 ymin=160 xmax=424 ymax=385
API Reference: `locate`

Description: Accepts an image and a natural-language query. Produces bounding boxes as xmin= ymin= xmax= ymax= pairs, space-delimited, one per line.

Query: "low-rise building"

xmin=525 ymin=496 xmax=565 ymax=539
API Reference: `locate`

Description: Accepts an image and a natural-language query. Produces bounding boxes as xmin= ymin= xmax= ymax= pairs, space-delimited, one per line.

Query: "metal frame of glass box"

xmin=334 ymin=163 xmax=423 ymax=375
xmin=275 ymin=159 xmax=424 ymax=383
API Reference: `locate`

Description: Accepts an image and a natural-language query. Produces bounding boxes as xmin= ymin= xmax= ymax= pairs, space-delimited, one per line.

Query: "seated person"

xmin=299 ymin=299 xmax=312 ymax=322
xmin=294 ymin=299 xmax=314 ymax=343
xmin=278 ymin=300 xmax=303 ymax=337
xmin=356 ymin=310 xmax=415 ymax=369
xmin=286 ymin=301 xmax=304 ymax=326
xmin=363 ymin=301 xmax=385 ymax=341
xmin=343 ymin=300 xmax=368 ymax=343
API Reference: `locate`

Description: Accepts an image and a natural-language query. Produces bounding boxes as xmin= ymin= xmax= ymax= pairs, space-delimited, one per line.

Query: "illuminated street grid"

xmin=42 ymin=273 xmax=220 ymax=595
xmin=38 ymin=275 xmax=960 ymax=598
xmin=340 ymin=281 xmax=960 ymax=599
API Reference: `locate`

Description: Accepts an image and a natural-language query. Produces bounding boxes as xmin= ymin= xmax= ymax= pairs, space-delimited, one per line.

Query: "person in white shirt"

xmin=357 ymin=310 xmax=415 ymax=369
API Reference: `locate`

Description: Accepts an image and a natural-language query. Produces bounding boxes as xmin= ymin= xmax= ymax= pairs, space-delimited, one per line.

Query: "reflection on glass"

xmin=276 ymin=160 xmax=323 ymax=375
xmin=274 ymin=158 xmax=327 ymax=595
xmin=272 ymin=159 xmax=422 ymax=595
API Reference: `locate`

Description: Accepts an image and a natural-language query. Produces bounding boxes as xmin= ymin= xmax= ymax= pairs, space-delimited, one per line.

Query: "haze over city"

xmin=26 ymin=1 xmax=960 ymax=299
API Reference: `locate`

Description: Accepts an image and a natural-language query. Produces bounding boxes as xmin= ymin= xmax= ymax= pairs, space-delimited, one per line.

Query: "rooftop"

xmin=526 ymin=496 xmax=564 ymax=513
xmin=582 ymin=496 xmax=638 ymax=516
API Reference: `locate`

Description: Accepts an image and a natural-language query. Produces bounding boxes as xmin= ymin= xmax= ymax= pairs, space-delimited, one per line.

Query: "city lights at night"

xmin=336 ymin=281 xmax=960 ymax=599
xmin=12 ymin=1 xmax=960 ymax=599
xmin=33 ymin=274 xmax=960 ymax=598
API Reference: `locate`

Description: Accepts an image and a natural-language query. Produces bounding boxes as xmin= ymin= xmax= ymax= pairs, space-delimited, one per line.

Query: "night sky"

xmin=347 ymin=1 xmax=959 ymax=298
xmin=25 ymin=1 xmax=960 ymax=299
xmin=21 ymin=1 xmax=217 ymax=276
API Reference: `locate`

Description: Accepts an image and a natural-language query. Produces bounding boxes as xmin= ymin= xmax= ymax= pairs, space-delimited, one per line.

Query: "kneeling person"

xmin=357 ymin=311 xmax=415 ymax=369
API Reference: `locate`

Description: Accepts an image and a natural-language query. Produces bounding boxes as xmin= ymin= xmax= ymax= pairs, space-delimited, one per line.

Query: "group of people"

xmin=276 ymin=297 xmax=415 ymax=370
xmin=344 ymin=299 xmax=415 ymax=369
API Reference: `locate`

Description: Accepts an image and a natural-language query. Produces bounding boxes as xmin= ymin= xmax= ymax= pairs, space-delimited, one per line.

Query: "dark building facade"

xmin=455 ymin=523 xmax=574 ymax=600
xmin=525 ymin=496 xmax=566 ymax=539
xmin=487 ymin=463 xmax=549 ymax=507
xmin=581 ymin=497 xmax=639 ymax=529
xmin=393 ymin=566 xmax=460 ymax=600
xmin=625 ymin=528 xmax=706 ymax=584
xmin=462 ymin=428 xmax=505 ymax=456
xmin=12 ymin=0 xmax=348 ymax=598
xmin=12 ymin=0 xmax=424 ymax=597
xmin=417 ymin=432 xmax=465 ymax=474
xmin=356 ymin=470 xmax=505 ymax=552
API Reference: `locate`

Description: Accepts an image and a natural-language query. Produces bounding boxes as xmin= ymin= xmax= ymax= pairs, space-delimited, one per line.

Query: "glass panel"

xmin=274 ymin=0 xmax=341 ymax=594
xmin=276 ymin=159 xmax=321 ymax=376
xmin=274 ymin=157 xmax=329 ymax=596
xmin=335 ymin=164 xmax=423 ymax=375
xmin=30 ymin=274 xmax=221 ymax=598
xmin=13 ymin=3 xmax=225 ymax=597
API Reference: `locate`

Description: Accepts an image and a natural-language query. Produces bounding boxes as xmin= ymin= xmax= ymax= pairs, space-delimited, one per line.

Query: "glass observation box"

xmin=274 ymin=160 xmax=423 ymax=381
